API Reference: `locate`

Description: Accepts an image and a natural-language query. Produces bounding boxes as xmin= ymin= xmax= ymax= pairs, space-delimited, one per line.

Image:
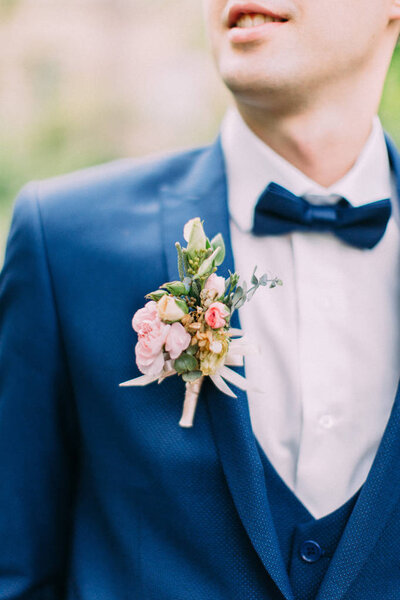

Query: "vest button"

xmin=300 ymin=540 xmax=323 ymax=563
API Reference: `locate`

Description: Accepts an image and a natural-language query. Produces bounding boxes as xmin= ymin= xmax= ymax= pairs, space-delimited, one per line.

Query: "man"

xmin=1 ymin=1 xmax=400 ymax=599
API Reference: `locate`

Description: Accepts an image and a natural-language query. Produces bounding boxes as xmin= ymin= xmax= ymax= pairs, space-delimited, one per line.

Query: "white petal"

xmin=219 ymin=365 xmax=249 ymax=391
xmin=183 ymin=217 xmax=199 ymax=242
xmin=224 ymin=353 xmax=244 ymax=367
xmin=210 ymin=373 xmax=237 ymax=398
xmin=119 ymin=374 xmax=159 ymax=387
xmin=228 ymin=328 xmax=244 ymax=337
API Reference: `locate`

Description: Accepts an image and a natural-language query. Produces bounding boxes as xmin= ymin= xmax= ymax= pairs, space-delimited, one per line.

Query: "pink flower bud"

xmin=204 ymin=273 xmax=226 ymax=299
xmin=205 ymin=301 xmax=230 ymax=329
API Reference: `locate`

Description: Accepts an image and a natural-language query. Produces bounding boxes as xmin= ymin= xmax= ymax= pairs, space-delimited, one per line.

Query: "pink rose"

xmin=132 ymin=301 xmax=170 ymax=376
xmin=132 ymin=301 xmax=159 ymax=333
xmin=204 ymin=273 xmax=226 ymax=299
xmin=135 ymin=342 xmax=166 ymax=377
xmin=165 ymin=322 xmax=191 ymax=360
xmin=205 ymin=301 xmax=230 ymax=329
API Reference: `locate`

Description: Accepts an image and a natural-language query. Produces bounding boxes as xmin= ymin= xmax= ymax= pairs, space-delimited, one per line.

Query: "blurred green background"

xmin=0 ymin=0 xmax=399 ymax=261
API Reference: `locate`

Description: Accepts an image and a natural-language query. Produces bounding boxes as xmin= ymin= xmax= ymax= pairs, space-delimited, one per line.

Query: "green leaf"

xmin=145 ymin=290 xmax=168 ymax=301
xmin=174 ymin=298 xmax=189 ymax=314
xmin=210 ymin=233 xmax=225 ymax=266
xmin=190 ymin=278 xmax=201 ymax=299
xmin=162 ymin=281 xmax=187 ymax=295
xmin=174 ymin=353 xmax=199 ymax=374
xmin=197 ymin=247 xmax=221 ymax=277
xmin=235 ymin=296 xmax=247 ymax=309
xmin=223 ymin=272 xmax=233 ymax=298
xmin=232 ymin=286 xmax=244 ymax=306
xmin=259 ymin=274 xmax=270 ymax=286
xmin=183 ymin=277 xmax=192 ymax=292
xmin=251 ymin=266 xmax=258 ymax=286
xmin=182 ymin=370 xmax=203 ymax=383
xmin=186 ymin=344 xmax=198 ymax=356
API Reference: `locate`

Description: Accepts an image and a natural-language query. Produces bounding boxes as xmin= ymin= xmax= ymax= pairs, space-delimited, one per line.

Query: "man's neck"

xmin=235 ymin=78 xmax=382 ymax=188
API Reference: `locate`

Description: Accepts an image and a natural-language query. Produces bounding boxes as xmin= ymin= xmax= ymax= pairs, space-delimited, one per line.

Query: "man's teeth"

xmin=235 ymin=13 xmax=282 ymax=28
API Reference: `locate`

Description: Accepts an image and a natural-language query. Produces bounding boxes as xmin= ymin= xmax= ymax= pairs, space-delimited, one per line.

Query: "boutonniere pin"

xmin=120 ymin=218 xmax=282 ymax=427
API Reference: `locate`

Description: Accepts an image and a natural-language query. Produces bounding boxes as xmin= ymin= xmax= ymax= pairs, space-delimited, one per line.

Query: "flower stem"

xmin=179 ymin=377 xmax=204 ymax=428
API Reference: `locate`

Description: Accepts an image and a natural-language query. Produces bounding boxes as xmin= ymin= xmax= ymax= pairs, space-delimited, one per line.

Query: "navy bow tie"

xmin=252 ymin=182 xmax=392 ymax=249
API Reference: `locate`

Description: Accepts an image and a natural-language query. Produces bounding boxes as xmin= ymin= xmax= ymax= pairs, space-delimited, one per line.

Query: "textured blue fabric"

xmin=252 ymin=181 xmax=391 ymax=249
xmin=1 ymin=135 xmax=400 ymax=599
xmin=256 ymin=440 xmax=361 ymax=600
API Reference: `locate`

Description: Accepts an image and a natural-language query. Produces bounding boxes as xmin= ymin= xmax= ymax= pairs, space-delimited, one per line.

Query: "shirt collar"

xmin=220 ymin=107 xmax=393 ymax=233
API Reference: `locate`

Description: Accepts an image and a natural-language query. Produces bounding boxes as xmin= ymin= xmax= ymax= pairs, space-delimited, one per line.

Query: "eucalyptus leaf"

xmin=182 ymin=370 xmax=203 ymax=383
xmin=251 ymin=266 xmax=258 ymax=286
xmin=186 ymin=344 xmax=198 ymax=356
xmin=259 ymin=274 xmax=270 ymax=286
xmin=174 ymin=353 xmax=198 ymax=374
xmin=235 ymin=296 xmax=247 ymax=309
xmin=232 ymin=286 xmax=244 ymax=305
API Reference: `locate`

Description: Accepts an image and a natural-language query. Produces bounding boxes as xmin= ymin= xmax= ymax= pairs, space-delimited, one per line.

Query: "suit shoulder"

xmin=29 ymin=145 xmax=211 ymax=213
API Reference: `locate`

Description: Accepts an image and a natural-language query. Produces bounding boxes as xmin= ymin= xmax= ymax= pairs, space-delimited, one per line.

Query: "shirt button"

xmin=300 ymin=540 xmax=323 ymax=563
xmin=319 ymin=414 xmax=334 ymax=428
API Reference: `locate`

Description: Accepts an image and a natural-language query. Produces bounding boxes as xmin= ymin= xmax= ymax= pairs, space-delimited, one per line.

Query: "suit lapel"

xmin=160 ymin=139 xmax=294 ymax=600
xmin=316 ymin=381 xmax=400 ymax=600
xmin=316 ymin=135 xmax=400 ymax=600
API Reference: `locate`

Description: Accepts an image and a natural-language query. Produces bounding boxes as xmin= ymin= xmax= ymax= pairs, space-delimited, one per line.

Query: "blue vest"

xmin=257 ymin=440 xmax=361 ymax=599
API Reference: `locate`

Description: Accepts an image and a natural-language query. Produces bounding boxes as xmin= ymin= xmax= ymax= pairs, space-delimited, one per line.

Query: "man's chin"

xmin=221 ymin=70 xmax=294 ymax=105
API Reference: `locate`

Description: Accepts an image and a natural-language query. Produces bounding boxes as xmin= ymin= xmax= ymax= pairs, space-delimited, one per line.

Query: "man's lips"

xmin=226 ymin=2 xmax=289 ymax=28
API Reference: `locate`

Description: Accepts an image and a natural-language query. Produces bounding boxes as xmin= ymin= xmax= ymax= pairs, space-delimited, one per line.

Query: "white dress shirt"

xmin=220 ymin=107 xmax=400 ymax=519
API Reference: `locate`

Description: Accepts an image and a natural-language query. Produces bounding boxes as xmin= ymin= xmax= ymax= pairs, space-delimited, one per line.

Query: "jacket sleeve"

xmin=0 ymin=183 xmax=79 ymax=599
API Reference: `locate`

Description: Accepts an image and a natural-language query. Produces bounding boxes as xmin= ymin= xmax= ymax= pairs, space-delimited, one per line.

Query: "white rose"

xmin=157 ymin=295 xmax=187 ymax=322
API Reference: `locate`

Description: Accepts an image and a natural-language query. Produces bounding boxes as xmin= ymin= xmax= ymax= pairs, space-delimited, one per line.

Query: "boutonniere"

xmin=120 ymin=218 xmax=282 ymax=427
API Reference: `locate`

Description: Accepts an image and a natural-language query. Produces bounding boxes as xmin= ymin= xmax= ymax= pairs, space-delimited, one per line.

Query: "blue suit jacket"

xmin=2 ymin=136 xmax=400 ymax=600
